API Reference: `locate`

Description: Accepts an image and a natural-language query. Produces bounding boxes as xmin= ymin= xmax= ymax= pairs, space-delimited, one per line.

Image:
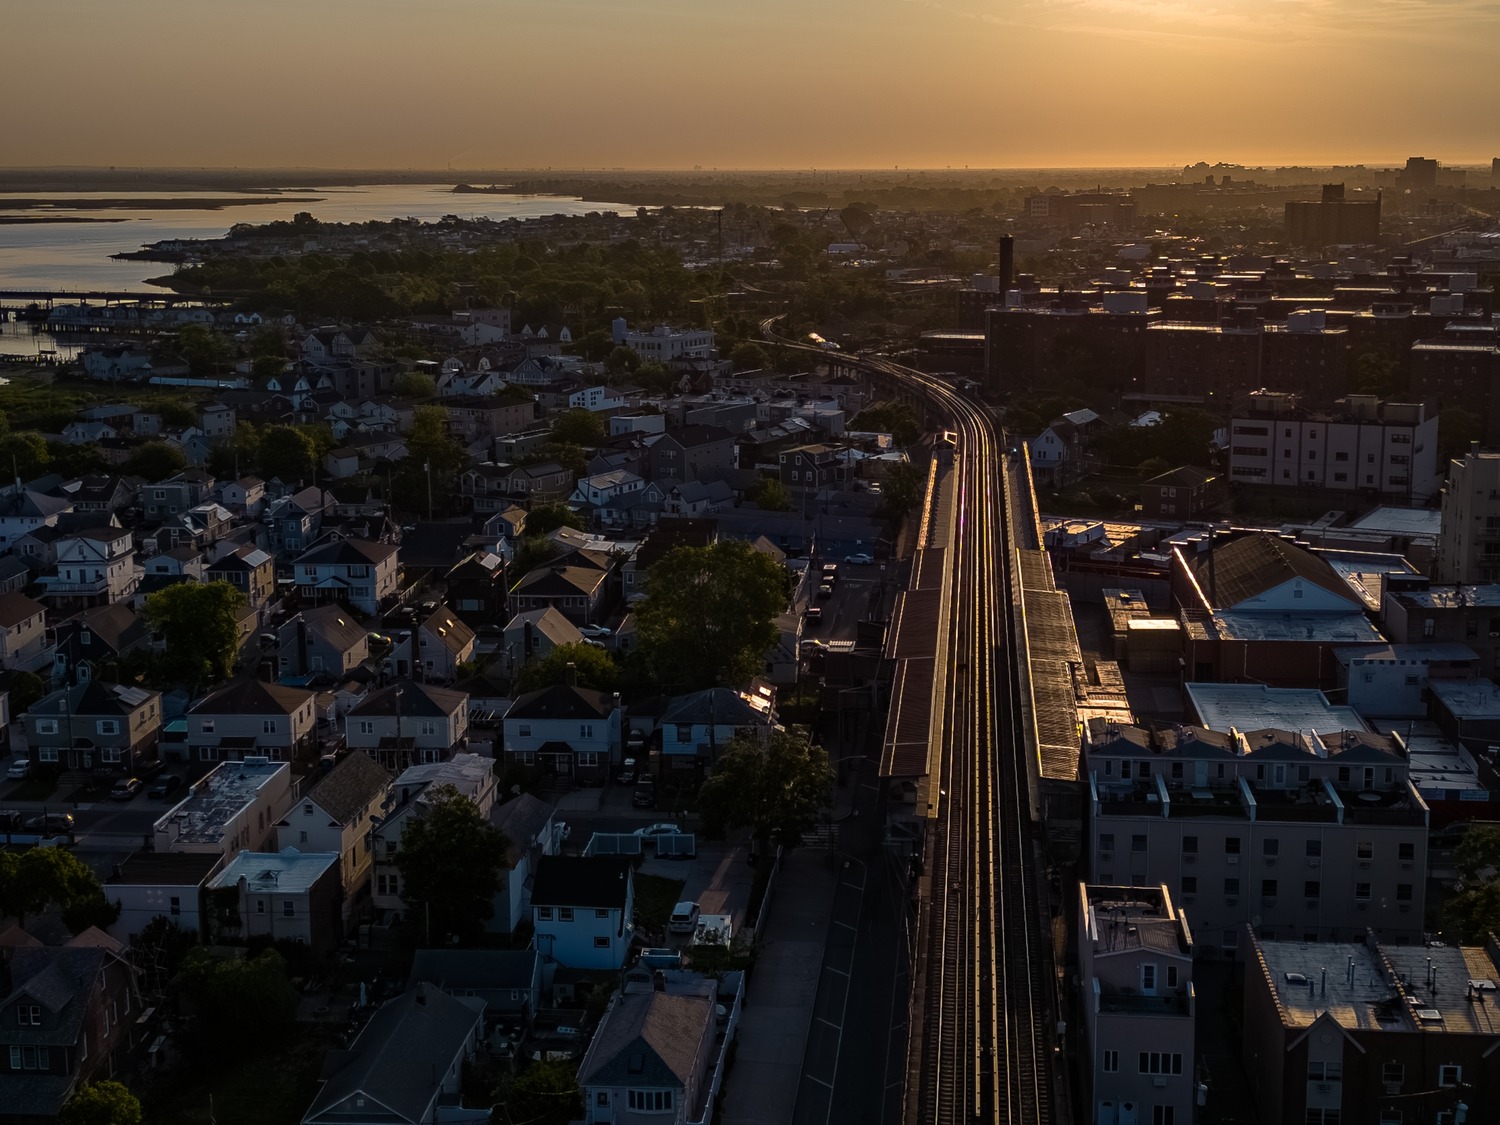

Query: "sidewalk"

xmin=720 ymin=848 xmax=839 ymax=1125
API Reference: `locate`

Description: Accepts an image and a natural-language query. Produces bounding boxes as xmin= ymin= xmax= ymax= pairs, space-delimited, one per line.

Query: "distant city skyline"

xmin=6 ymin=0 xmax=1498 ymax=171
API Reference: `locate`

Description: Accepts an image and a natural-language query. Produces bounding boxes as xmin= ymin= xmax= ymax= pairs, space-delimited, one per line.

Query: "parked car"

xmin=148 ymin=775 xmax=183 ymax=799
xmin=845 ymin=553 xmax=875 ymax=565
xmin=635 ymin=822 xmax=681 ymax=840
xmin=821 ymin=563 xmax=839 ymax=580
xmin=110 ymin=777 xmax=144 ymax=801
xmin=618 ymin=758 xmax=638 ymax=785
xmin=25 ymin=812 xmax=74 ymax=834
xmin=817 ymin=584 xmax=834 ymax=600
xmin=803 ymin=607 xmax=823 ymax=627
xmin=632 ymin=785 xmax=655 ymax=808
xmin=0 ymin=810 xmax=23 ymax=832
xmin=579 ymin=624 xmax=612 ymax=639
xmin=6 ymin=759 xmax=31 ymax=780
xmin=668 ymin=901 xmax=701 ymax=934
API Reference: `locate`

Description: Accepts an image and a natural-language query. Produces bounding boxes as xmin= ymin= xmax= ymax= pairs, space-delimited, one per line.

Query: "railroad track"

xmin=760 ymin=318 xmax=1054 ymax=1125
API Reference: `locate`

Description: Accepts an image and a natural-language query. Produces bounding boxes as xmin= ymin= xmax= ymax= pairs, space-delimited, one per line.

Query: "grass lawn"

xmin=143 ymin=1025 xmax=340 ymax=1125
xmin=633 ymin=872 xmax=687 ymax=936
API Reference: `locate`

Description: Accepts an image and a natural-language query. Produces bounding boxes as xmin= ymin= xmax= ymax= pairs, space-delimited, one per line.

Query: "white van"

xmin=668 ymin=901 xmax=701 ymax=935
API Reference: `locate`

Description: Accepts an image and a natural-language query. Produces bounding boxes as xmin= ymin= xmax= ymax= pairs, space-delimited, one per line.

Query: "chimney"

xmin=653 ymin=970 xmax=666 ymax=993
xmin=999 ymin=234 xmax=1015 ymax=296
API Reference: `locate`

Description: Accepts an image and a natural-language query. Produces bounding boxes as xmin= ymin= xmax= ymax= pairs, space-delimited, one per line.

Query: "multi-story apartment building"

xmin=1433 ymin=448 xmax=1500 ymax=584
xmin=1078 ymin=883 xmax=1195 ymax=1125
xmin=612 ymin=321 xmax=716 ymax=363
xmin=442 ymin=394 xmax=536 ymax=443
xmin=985 ymin=297 xmax=1156 ymax=401
xmin=1085 ymin=717 xmax=1430 ymax=955
xmin=1226 ymin=391 xmax=1440 ymax=501
xmin=1244 ymin=931 xmax=1500 ymax=1125
xmin=153 ymin=757 xmax=294 ymax=858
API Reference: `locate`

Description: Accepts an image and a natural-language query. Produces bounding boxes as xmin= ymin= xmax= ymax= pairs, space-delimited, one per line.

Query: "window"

xmin=358 ymin=720 xmax=375 ymax=735
xmin=1262 ymin=879 xmax=1278 ymax=898
xmin=1355 ymin=883 xmax=1372 ymax=901
xmin=627 ymin=1090 xmax=674 ymax=1112
xmin=256 ymin=900 xmax=266 ymax=914
xmin=1153 ymin=1109 xmax=1175 ymax=1125
xmin=1357 ymin=841 xmax=1373 ymax=860
xmin=1381 ymin=1062 xmax=1404 ymax=1086
xmin=594 ymin=936 xmax=610 ymax=948
xmin=1438 ymin=1064 xmax=1462 ymax=1087
xmin=537 ymin=907 xmax=553 ymax=921
xmin=518 ymin=724 xmax=532 ymax=738
xmin=299 ymin=831 xmax=308 ymax=844
xmin=596 ymin=908 xmax=610 ymax=918
xmin=1182 ymin=835 xmax=1197 ymax=854
xmin=36 ymin=719 xmax=57 ymax=735
xmin=1224 ymin=878 xmax=1241 ymax=897
xmin=169 ymin=896 xmax=180 ymax=917
xmin=17 ymin=1005 xmax=41 ymax=1026
xmin=1396 ymin=884 xmax=1413 ymax=902
xmin=560 ymin=907 xmax=574 ymax=921
xmin=1306 ymin=839 xmax=1322 ymax=858
xmin=597 ymin=1094 xmax=609 ymax=1108
xmin=10 ymin=1045 xmax=49 ymax=1071
xmin=1138 ymin=1052 xmax=1183 ymax=1075
xmin=1141 ymin=964 xmax=1157 ymax=992
xmin=200 ymin=719 xmax=215 ymax=733
xmin=1305 ymin=881 xmax=1321 ymax=899
xmin=1378 ymin=1113 xmax=1402 ymax=1125
xmin=96 ymin=719 xmax=119 ymax=735
xmin=1103 ymin=1050 xmax=1119 ymax=1072
xmin=1166 ymin=965 xmax=1179 ymax=988
xmin=579 ymin=724 xmax=594 ymax=739
xmin=262 ymin=720 xmax=277 ymax=734
xmin=283 ymin=901 xmax=295 ymax=917
xmin=1181 ymin=876 xmax=1197 ymax=895
xmin=1132 ymin=834 xmax=1147 ymax=852
xmin=1398 ymin=842 xmax=1415 ymax=861
xmin=1100 ymin=834 xmax=1116 ymax=852
xmin=1225 ymin=837 xmax=1241 ymax=855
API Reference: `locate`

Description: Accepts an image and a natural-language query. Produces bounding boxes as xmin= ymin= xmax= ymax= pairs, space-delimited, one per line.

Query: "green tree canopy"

xmin=728 ymin=341 xmax=769 ymax=372
xmin=525 ymin=502 xmax=584 ymax=536
xmin=698 ymin=727 xmax=833 ymax=855
xmin=395 ymin=786 xmax=510 ymax=944
xmin=509 ymin=536 xmax=559 ymax=584
xmin=122 ymin=440 xmax=188 ymax=482
xmin=141 ymin=581 xmax=248 ymax=687
xmin=496 ymin=1060 xmax=582 ymax=1125
xmin=1445 ymin=824 xmax=1500 ymax=943
xmin=0 ymin=431 xmax=51 ymax=481
xmin=393 ymin=406 xmax=469 ymax=516
xmin=252 ymin=353 xmax=289 ymax=383
xmin=0 ymin=847 xmax=116 ymax=931
xmin=549 ymin=408 xmax=606 ymax=447
xmin=750 ymin=476 xmax=793 ymax=512
xmin=881 ymin=459 xmax=925 ymax=516
xmin=850 ymin=401 xmax=922 ymax=447
xmin=515 ymin=642 xmax=618 ymax=694
xmin=177 ymin=947 xmax=298 ymax=1049
xmin=60 ymin=1081 xmax=142 ymax=1125
xmin=606 ymin=345 xmax=642 ymax=374
xmin=494 ymin=383 xmax=536 ymax=406
xmin=173 ymin=324 xmax=232 ymax=378
xmin=393 ymin=371 xmax=438 ymax=399
xmin=6 ymin=670 xmax=46 ymax=714
xmin=257 ymin=424 xmax=320 ymax=483
xmin=634 ymin=540 xmax=788 ymax=690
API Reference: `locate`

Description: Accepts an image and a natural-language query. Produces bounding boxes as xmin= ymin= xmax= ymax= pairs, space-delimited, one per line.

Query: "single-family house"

xmin=49 ymin=603 xmax=149 ymax=686
xmin=415 ymin=607 xmax=476 ymax=682
xmin=296 ymin=539 xmax=400 ymax=616
xmin=105 ymin=850 xmax=223 ymax=943
xmin=275 ymin=605 xmax=371 ymax=680
xmin=141 ymin=469 xmax=214 ymax=521
xmin=300 ymin=988 xmax=484 ymax=1125
xmin=503 ymin=682 xmax=621 ymax=782
xmin=24 ymin=680 xmax=161 ymax=773
xmin=508 ymin=564 xmax=610 ymax=626
xmin=218 ymin=475 xmax=267 ymax=517
xmin=369 ymin=755 xmax=498 ymax=914
xmin=0 ymin=488 xmax=73 ymax=549
xmin=184 ymin=680 xmax=320 ymax=763
xmin=345 ymin=683 xmax=470 ymax=772
xmin=444 ymin=552 xmax=506 ymax=626
xmin=502 ymin=607 xmax=585 ymax=671
xmin=488 ymin=793 xmax=559 ymax=934
xmin=406 ymin=949 xmax=543 ymax=1029
xmin=276 ymin=752 xmax=392 ymax=914
xmin=0 ymin=593 xmax=48 ymax=671
xmin=531 ymin=856 xmax=635 ymax=970
xmin=659 ymin=685 xmax=776 ymax=768
xmin=645 ymin=425 xmax=736 ymax=484
xmin=205 ymin=544 xmax=277 ymax=609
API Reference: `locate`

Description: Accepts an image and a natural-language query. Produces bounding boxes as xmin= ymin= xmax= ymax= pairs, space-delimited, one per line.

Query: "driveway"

xmin=638 ymin=841 xmax=754 ymax=923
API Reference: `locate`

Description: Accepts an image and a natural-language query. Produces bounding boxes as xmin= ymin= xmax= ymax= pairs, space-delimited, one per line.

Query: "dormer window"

xmin=16 ymin=1005 xmax=41 ymax=1026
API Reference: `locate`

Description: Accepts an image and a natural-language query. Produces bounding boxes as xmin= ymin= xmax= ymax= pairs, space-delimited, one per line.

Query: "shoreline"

xmin=0 ymin=196 xmax=326 ymax=212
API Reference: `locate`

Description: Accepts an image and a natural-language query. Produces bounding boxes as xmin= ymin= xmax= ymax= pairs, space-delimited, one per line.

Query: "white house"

xmin=275 ymin=753 xmax=392 ymax=917
xmin=185 ymin=680 xmax=320 ymax=763
xmin=344 ymin=682 xmax=470 ymax=772
xmin=571 ymin=470 xmax=646 ymax=508
xmin=502 ymin=682 xmax=622 ymax=783
xmin=416 ymin=607 xmax=476 ymax=682
xmin=659 ymin=684 xmax=777 ymax=767
xmin=295 ymin=539 xmax=400 ymax=616
xmin=488 ymin=793 xmax=560 ymax=934
xmin=0 ymin=488 xmax=74 ymax=549
xmin=104 ymin=851 xmax=224 ymax=944
xmin=38 ymin=527 xmax=143 ymax=608
xmin=0 ymin=593 xmax=49 ymax=671
xmin=531 ymin=856 xmax=635 ymax=970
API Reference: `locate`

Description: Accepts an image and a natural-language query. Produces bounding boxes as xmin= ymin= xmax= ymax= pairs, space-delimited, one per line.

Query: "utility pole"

xmin=424 ymin=461 xmax=433 ymax=521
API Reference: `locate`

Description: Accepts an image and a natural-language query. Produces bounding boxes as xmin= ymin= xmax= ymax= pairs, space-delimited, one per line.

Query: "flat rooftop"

xmin=1393 ymin=584 xmax=1500 ymax=609
xmin=1204 ymin=610 xmax=1385 ymax=644
xmin=1347 ymin=507 xmax=1442 ymax=539
xmin=207 ymin=847 xmax=339 ymax=895
xmin=1186 ymin=683 xmax=1365 ymax=736
xmin=1256 ymin=940 xmax=1405 ymax=1031
xmin=1428 ymin=678 xmax=1500 ymax=720
xmin=1368 ymin=720 xmax=1488 ymax=795
xmin=1381 ymin=943 xmax=1500 ymax=1034
xmin=1332 ymin=642 xmax=1478 ymax=666
xmin=1321 ymin=552 xmax=1419 ymax=612
xmin=393 ymin=752 xmax=494 ymax=793
xmin=1082 ymin=884 xmax=1191 ymax=958
xmin=155 ymin=760 xmax=288 ymax=847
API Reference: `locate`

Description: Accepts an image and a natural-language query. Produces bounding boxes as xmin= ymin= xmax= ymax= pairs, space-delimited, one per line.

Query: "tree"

xmin=393 ymin=371 xmax=438 ymax=399
xmin=141 ymin=581 xmax=248 ymax=686
xmin=750 ymin=477 xmax=793 ymax=511
xmin=1349 ymin=348 xmax=1399 ymax=398
xmin=881 ymin=459 xmax=925 ymax=515
xmin=634 ymin=541 xmax=788 ymax=690
xmin=515 ymin=643 xmax=618 ymax=694
xmin=525 ymin=502 xmax=584 ymax=536
xmin=850 ymin=401 xmax=922 ymax=447
xmin=509 ymin=536 xmax=559 ymax=583
xmin=251 ymin=353 xmax=288 ymax=383
xmin=698 ymin=727 xmax=833 ymax=855
xmin=1439 ymin=407 xmax=1483 ymax=467
xmin=728 ymin=341 xmax=769 ymax=372
xmin=393 ymin=406 xmax=469 ymax=516
xmin=257 ymin=424 xmax=320 ymax=483
xmin=0 ymin=847 xmax=114 ymax=930
xmin=0 ymin=431 xmax=51 ymax=480
xmin=122 ymin=441 xmax=187 ymax=482
xmin=496 ymin=1060 xmax=582 ymax=1125
xmin=60 ymin=1081 xmax=142 ymax=1125
xmin=6 ymin=670 xmax=45 ymax=714
xmin=48 ymin=441 xmax=109 ymax=477
xmin=572 ymin=328 xmax=616 ymax=363
xmin=177 ymin=947 xmax=298 ymax=1048
xmin=1445 ymin=824 xmax=1500 ymax=943
xmin=173 ymin=324 xmax=232 ymax=378
xmin=549 ymin=408 xmax=606 ymax=447
xmin=605 ymin=345 xmax=642 ymax=374
xmin=395 ymin=786 xmax=510 ymax=944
